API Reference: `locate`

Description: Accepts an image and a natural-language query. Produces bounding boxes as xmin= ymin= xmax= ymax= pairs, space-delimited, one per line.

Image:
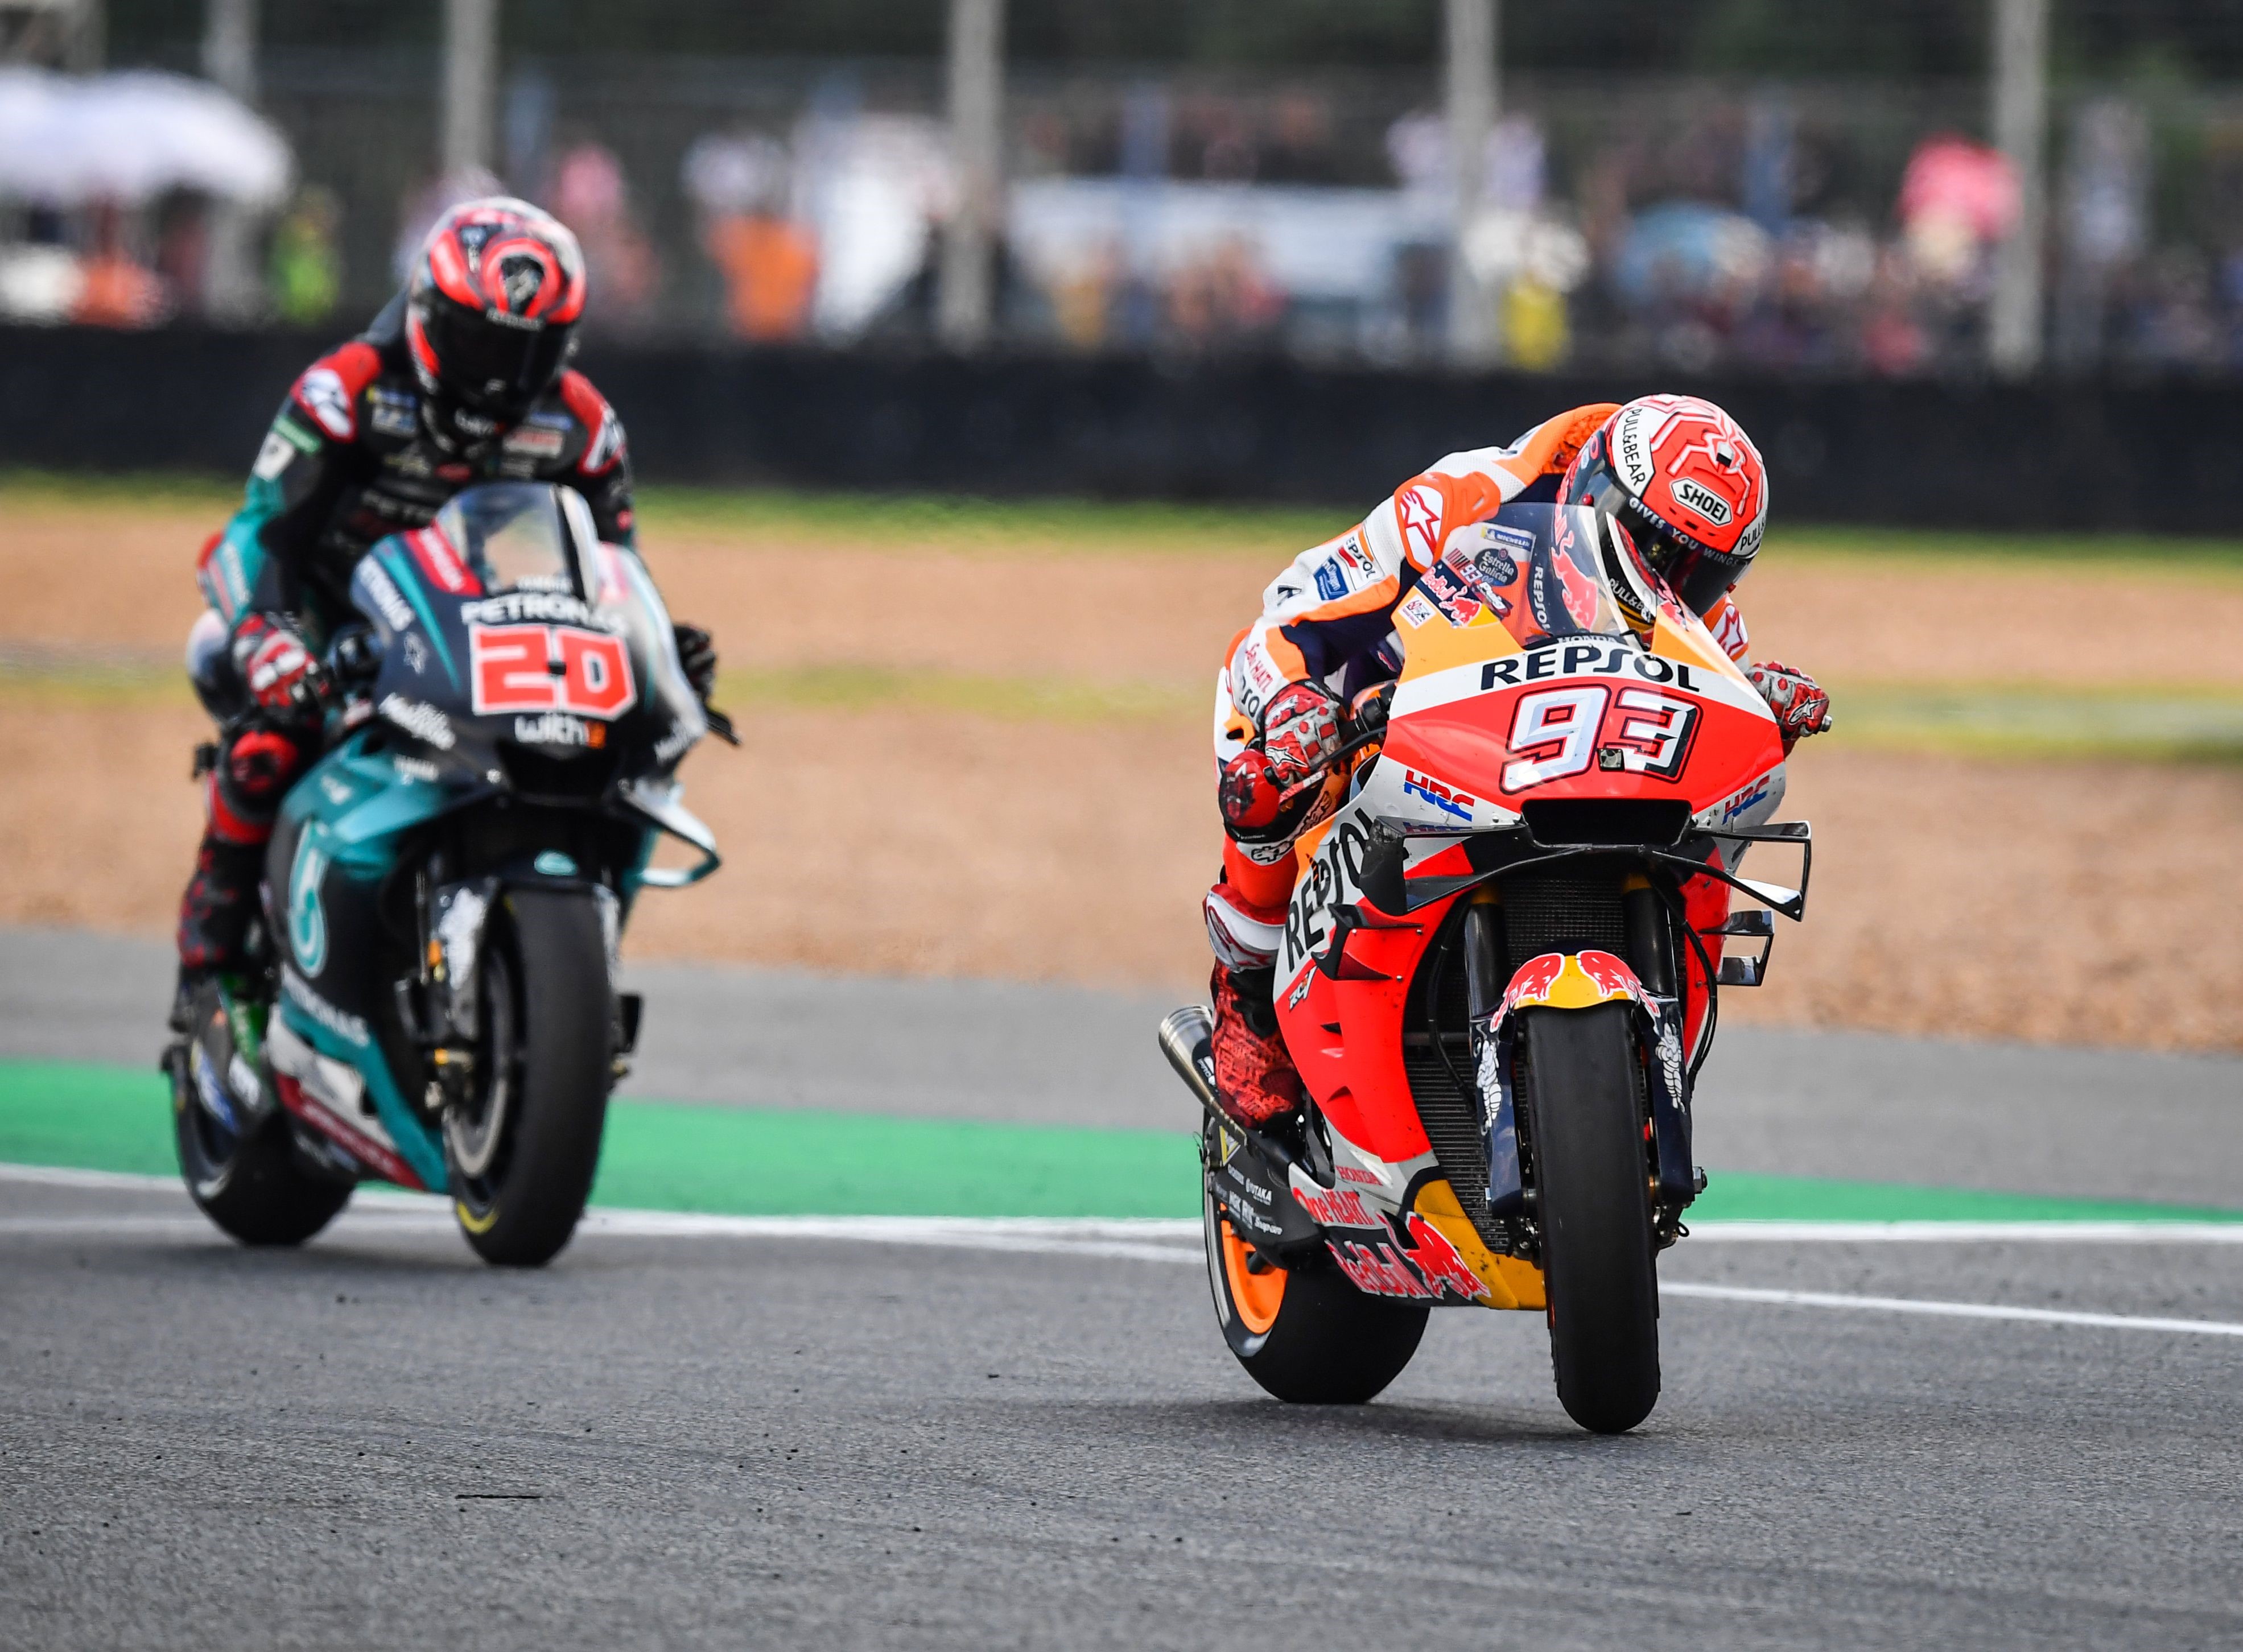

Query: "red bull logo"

xmin=1575 ymin=949 xmax=1644 ymax=1002
xmin=1500 ymin=949 xmax=1645 ymax=1016
xmin=1500 ymin=952 xmax=1567 ymax=1015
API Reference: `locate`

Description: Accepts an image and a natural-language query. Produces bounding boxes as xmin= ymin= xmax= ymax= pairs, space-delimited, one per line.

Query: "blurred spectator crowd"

xmin=9 ymin=58 xmax=2243 ymax=379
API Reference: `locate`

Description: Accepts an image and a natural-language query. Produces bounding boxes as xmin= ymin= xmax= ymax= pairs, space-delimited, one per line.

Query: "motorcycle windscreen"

xmin=587 ymin=536 xmax=708 ymax=773
xmin=1384 ymin=503 xmax=1781 ymax=813
xmin=433 ymin=481 xmax=587 ymax=596
xmin=1425 ymin=503 xmax=1668 ymax=652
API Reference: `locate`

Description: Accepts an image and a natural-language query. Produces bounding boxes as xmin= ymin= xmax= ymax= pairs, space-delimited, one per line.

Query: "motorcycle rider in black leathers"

xmin=174 ymin=196 xmax=719 ymax=1007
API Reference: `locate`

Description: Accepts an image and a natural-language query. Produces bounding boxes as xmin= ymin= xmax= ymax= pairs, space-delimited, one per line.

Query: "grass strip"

xmin=7 ymin=1057 xmax=2239 ymax=1226
xmin=6 ymin=639 xmax=2238 ymax=762
xmin=1829 ymin=683 xmax=2243 ymax=763
xmin=8 ymin=470 xmax=2240 ymax=576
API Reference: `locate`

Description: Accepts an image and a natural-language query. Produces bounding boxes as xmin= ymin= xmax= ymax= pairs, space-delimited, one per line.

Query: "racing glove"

xmin=673 ymin=622 xmax=718 ymax=705
xmin=230 ymin=613 xmax=325 ymax=721
xmin=1219 ymin=680 xmax=1343 ymax=836
xmin=1747 ymin=659 xmax=1832 ymax=749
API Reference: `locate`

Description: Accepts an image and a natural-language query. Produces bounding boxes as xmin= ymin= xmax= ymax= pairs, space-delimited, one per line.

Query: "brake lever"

xmin=702 ymin=705 xmax=742 ymax=747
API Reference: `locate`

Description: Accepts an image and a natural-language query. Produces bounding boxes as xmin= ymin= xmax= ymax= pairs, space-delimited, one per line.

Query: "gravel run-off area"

xmin=3 ymin=488 xmax=2238 ymax=1053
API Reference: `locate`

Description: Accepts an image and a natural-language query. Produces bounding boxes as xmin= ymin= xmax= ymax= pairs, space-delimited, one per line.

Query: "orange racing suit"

xmin=1203 ymin=404 xmax=1756 ymax=974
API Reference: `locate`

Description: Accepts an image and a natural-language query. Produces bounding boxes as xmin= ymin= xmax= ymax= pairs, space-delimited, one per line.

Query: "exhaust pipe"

xmin=1159 ymin=1004 xmax=1302 ymax=1178
xmin=1158 ymin=1005 xmax=1219 ymax=1114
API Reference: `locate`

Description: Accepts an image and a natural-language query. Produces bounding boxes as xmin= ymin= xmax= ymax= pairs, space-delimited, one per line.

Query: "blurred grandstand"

xmin=6 ymin=0 xmax=2243 ymax=381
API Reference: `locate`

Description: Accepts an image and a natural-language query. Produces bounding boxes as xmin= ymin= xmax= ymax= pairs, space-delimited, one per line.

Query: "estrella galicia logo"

xmin=1313 ymin=559 xmax=1348 ymax=602
xmin=288 ymin=835 xmax=330 ymax=977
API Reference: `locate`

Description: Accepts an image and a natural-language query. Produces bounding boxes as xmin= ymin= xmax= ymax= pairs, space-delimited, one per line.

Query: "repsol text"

xmin=1481 ymin=640 xmax=1701 ymax=692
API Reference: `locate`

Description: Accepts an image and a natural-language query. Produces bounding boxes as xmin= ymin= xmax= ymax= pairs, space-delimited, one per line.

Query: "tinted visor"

xmin=1617 ymin=498 xmax=1749 ymax=617
xmin=424 ymin=299 xmax=572 ymax=415
xmin=1660 ymin=539 xmax=1751 ymax=616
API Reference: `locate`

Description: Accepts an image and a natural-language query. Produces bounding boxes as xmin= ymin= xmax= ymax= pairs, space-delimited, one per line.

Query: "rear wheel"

xmin=447 ymin=889 xmax=613 ymax=1267
xmin=1524 ymin=1001 xmax=1660 ymax=1434
xmin=1201 ymin=1133 xmax=1428 ymax=1405
xmin=171 ymin=986 xmax=352 ymax=1247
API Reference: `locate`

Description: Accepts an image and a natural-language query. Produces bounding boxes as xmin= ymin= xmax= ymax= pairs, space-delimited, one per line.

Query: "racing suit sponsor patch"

xmin=252 ymin=429 xmax=298 ymax=481
xmin=1396 ymin=484 xmax=1443 ymax=569
xmin=295 ymin=366 xmax=356 ymax=441
xmin=367 ymin=388 xmax=418 ymax=439
xmin=502 ymin=424 xmax=567 ymax=461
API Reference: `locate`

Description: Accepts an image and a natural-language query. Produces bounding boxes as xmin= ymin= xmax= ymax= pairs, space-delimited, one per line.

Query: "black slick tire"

xmin=448 ymin=888 xmax=613 ymax=1267
xmin=1201 ymin=1130 xmax=1428 ymax=1405
xmin=170 ymin=1000 xmax=352 ymax=1248
xmin=1524 ymin=1000 xmax=1661 ymax=1434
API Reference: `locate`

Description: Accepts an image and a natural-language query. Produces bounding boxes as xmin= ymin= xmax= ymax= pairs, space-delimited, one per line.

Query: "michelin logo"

xmin=379 ymin=694 xmax=456 ymax=750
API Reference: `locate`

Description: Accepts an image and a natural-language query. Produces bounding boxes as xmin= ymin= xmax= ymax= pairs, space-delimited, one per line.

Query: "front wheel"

xmin=1524 ymin=1001 xmax=1661 ymax=1434
xmin=1201 ymin=1130 xmax=1428 ymax=1405
xmin=447 ymin=888 xmax=613 ymax=1267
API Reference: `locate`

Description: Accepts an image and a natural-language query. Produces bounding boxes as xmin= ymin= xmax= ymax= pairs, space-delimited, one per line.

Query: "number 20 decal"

xmin=1500 ymin=685 xmax=1700 ymax=793
xmin=469 ymin=623 xmax=636 ymax=718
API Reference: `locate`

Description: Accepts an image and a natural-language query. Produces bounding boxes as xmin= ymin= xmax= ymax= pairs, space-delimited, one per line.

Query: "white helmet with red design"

xmin=405 ymin=196 xmax=587 ymax=444
xmin=1557 ymin=394 xmax=1769 ymax=616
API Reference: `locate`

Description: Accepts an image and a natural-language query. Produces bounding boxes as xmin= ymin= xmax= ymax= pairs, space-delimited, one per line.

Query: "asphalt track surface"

xmin=6 ymin=928 xmax=2243 ymax=1648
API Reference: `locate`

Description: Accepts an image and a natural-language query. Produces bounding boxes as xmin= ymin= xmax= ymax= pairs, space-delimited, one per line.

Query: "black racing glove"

xmin=673 ymin=622 xmax=718 ymax=705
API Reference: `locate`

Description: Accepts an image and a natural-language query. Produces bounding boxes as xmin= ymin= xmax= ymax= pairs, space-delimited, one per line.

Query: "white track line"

xmin=9 ymin=1164 xmax=2243 ymax=1245
xmin=10 ymin=1162 xmax=2243 ymax=1340
xmin=1687 ymin=1220 xmax=2243 ymax=1244
xmin=1663 ymin=1282 xmax=2243 ymax=1339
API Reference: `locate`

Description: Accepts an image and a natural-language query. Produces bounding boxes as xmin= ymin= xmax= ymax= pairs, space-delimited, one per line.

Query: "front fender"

xmin=1479 ymin=949 xmax=1694 ymax=1217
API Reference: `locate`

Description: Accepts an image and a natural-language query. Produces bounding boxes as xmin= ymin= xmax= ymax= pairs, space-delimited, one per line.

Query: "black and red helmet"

xmin=405 ymin=197 xmax=586 ymax=424
xmin=1557 ymin=394 xmax=1770 ymax=617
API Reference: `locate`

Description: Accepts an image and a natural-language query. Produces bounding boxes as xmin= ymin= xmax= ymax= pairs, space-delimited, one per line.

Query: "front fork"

xmin=1466 ymin=881 xmax=1700 ymax=1244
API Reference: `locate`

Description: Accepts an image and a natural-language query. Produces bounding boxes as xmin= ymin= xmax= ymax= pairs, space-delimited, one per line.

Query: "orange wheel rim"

xmin=1221 ymin=1218 xmax=1286 ymax=1335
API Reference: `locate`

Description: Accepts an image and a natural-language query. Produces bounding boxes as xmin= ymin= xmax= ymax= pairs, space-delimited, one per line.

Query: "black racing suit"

xmin=178 ymin=294 xmax=639 ymax=971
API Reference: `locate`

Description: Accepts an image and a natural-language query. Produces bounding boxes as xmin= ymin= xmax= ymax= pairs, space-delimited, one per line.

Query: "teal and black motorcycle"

xmin=164 ymin=482 xmax=723 ymax=1266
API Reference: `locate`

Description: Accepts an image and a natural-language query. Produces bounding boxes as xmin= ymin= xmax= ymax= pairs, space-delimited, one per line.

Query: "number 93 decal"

xmin=469 ymin=623 xmax=636 ymax=719
xmin=1500 ymin=684 xmax=1699 ymax=793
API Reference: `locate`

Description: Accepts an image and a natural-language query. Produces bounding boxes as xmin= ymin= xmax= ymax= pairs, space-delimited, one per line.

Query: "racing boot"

xmin=172 ymin=836 xmax=263 ymax=1031
xmin=1208 ymin=964 xmax=1302 ymax=1129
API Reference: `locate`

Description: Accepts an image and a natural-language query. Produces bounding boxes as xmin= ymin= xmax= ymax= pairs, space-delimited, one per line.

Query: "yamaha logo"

xmin=1670 ymin=477 xmax=1734 ymax=526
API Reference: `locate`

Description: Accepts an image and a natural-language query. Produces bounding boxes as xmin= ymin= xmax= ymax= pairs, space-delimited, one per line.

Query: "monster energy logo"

xmin=288 ymin=836 xmax=329 ymax=977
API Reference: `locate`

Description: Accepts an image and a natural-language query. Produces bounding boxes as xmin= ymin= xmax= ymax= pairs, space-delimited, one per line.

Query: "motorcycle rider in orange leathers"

xmin=1203 ymin=394 xmax=1832 ymax=1127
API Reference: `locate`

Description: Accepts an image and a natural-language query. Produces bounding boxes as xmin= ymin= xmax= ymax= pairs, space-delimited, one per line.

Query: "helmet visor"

xmin=1659 ymin=539 xmax=1751 ymax=616
xmin=424 ymin=300 xmax=572 ymax=414
xmin=1615 ymin=498 xmax=1749 ymax=617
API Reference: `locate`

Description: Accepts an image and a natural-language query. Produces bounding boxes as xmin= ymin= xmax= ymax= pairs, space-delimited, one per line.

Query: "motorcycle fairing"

xmin=355 ymin=498 xmax=709 ymax=796
xmin=265 ymin=732 xmax=484 ymax=1192
xmin=1286 ymin=1159 xmax=1549 ymax=1309
xmin=1206 ymin=1122 xmax=1320 ymax=1249
xmin=266 ymin=1012 xmax=429 ymax=1190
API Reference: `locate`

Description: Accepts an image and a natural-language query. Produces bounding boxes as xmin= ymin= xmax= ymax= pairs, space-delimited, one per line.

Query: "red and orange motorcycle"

xmin=1162 ymin=502 xmax=1811 ymax=1434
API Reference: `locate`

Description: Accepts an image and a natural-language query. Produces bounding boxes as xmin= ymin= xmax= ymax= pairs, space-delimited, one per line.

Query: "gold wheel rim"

xmin=1220 ymin=1217 xmax=1286 ymax=1335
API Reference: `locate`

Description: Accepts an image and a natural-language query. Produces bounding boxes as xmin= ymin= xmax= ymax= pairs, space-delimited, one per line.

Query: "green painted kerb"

xmin=5 ymin=1058 xmax=2238 ymax=1225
